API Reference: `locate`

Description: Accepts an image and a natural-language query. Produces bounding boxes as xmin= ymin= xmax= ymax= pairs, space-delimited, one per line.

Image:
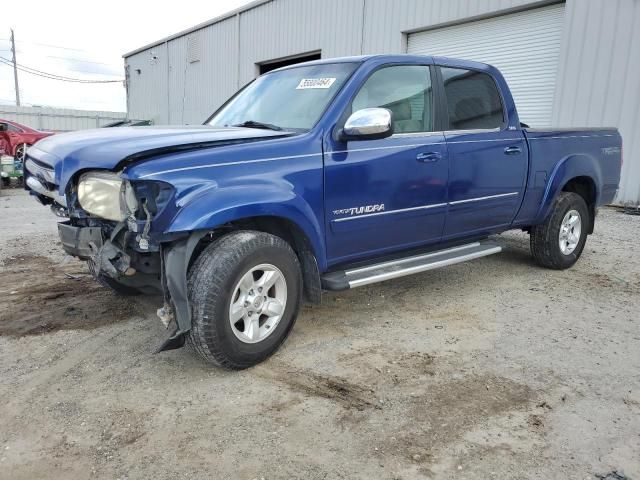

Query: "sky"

xmin=0 ymin=0 xmax=253 ymax=112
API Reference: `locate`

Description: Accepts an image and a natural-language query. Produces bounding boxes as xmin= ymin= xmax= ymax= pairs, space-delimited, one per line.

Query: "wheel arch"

xmin=560 ymin=176 xmax=597 ymax=233
xmin=189 ymin=215 xmax=322 ymax=305
xmin=535 ymin=154 xmax=602 ymax=233
xmin=164 ymin=183 xmax=326 ymax=268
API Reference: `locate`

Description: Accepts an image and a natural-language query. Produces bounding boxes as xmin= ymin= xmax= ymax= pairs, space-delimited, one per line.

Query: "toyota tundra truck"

xmin=24 ymin=55 xmax=622 ymax=369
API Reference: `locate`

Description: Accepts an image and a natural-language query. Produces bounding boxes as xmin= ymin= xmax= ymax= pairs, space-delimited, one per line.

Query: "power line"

xmin=1 ymin=36 xmax=122 ymax=74
xmin=0 ymin=50 xmax=121 ymax=71
xmin=0 ymin=56 xmax=123 ymax=83
xmin=0 ymin=56 xmax=122 ymax=81
xmin=0 ymin=60 xmax=123 ymax=83
xmin=13 ymin=39 xmax=87 ymax=53
xmin=45 ymin=54 xmax=121 ymax=68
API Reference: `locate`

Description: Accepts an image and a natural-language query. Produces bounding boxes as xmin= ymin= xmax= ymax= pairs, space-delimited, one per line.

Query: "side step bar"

xmin=322 ymin=241 xmax=502 ymax=290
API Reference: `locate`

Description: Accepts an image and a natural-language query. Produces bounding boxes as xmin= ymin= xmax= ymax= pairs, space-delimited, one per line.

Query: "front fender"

xmin=535 ymin=154 xmax=602 ymax=224
xmin=165 ymin=183 xmax=327 ymax=269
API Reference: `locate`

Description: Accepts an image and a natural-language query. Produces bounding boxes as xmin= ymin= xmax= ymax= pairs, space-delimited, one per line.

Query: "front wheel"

xmin=530 ymin=192 xmax=589 ymax=269
xmin=188 ymin=231 xmax=302 ymax=369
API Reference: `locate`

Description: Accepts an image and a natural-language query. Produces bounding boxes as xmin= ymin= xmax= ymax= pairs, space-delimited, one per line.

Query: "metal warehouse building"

xmin=124 ymin=0 xmax=640 ymax=205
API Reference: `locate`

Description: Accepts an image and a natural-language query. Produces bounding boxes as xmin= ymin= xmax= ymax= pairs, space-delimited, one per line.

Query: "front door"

xmin=438 ymin=66 xmax=528 ymax=238
xmin=324 ymin=64 xmax=449 ymax=266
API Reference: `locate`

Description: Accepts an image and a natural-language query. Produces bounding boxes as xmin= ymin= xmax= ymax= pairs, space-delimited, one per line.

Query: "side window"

xmin=352 ymin=65 xmax=433 ymax=134
xmin=440 ymin=67 xmax=504 ymax=130
xmin=7 ymin=123 xmax=21 ymax=132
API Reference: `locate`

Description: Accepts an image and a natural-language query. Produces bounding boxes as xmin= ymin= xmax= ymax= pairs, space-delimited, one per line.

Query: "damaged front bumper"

xmin=57 ymin=220 xmax=206 ymax=353
xmin=58 ymin=222 xmax=103 ymax=258
xmin=58 ymin=221 xmax=141 ymax=278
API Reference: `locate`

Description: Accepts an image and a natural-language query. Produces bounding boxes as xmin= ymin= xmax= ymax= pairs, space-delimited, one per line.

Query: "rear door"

xmin=324 ymin=64 xmax=449 ymax=265
xmin=438 ymin=65 xmax=528 ymax=238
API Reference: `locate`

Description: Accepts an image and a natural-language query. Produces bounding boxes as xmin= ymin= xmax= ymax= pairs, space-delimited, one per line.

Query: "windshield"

xmin=207 ymin=62 xmax=358 ymax=131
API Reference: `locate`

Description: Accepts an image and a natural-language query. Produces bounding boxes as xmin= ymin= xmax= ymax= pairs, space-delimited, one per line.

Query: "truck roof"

xmin=269 ymin=54 xmax=497 ymax=74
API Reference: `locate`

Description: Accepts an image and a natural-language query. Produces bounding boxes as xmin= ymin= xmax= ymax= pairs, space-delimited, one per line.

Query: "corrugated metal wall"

xmin=238 ymin=0 xmax=364 ymax=83
xmin=0 ymin=105 xmax=128 ymax=131
xmin=126 ymin=43 xmax=169 ymax=124
xmin=124 ymin=0 xmax=544 ymax=124
xmin=167 ymin=17 xmax=239 ymax=124
xmin=552 ymin=0 xmax=640 ymax=205
xmin=361 ymin=0 xmax=537 ymax=53
xmin=124 ymin=0 xmax=640 ymax=204
xmin=406 ymin=4 xmax=565 ymax=127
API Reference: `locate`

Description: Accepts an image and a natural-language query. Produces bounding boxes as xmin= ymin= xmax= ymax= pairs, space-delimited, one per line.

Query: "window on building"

xmin=440 ymin=67 xmax=504 ymax=130
xmin=352 ymin=65 xmax=433 ymax=134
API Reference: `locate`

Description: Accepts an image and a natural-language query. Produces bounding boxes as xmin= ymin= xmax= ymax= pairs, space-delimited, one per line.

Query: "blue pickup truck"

xmin=24 ymin=55 xmax=622 ymax=368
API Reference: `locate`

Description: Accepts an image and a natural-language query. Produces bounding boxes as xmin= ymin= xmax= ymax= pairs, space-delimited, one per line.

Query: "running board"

xmin=322 ymin=241 xmax=502 ymax=290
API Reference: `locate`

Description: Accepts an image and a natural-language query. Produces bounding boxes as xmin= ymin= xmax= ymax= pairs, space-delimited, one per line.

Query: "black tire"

xmin=14 ymin=143 xmax=28 ymax=162
xmin=188 ymin=231 xmax=302 ymax=369
xmin=530 ymin=192 xmax=590 ymax=270
xmin=87 ymin=259 xmax=141 ymax=296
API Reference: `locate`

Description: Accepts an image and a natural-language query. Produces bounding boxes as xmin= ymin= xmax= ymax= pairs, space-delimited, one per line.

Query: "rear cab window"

xmin=440 ymin=67 xmax=505 ymax=130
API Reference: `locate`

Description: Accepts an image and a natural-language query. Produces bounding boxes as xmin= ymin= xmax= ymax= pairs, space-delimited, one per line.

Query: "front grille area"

xmin=24 ymin=155 xmax=66 ymax=206
xmin=25 ymin=156 xmax=55 ymax=188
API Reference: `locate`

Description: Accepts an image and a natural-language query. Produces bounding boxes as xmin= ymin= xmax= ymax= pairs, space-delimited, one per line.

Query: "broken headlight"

xmin=77 ymin=171 xmax=137 ymax=222
xmin=121 ymin=180 xmax=139 ymax=217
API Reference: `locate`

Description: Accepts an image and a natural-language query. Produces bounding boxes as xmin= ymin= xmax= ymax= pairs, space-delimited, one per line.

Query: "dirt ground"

xmin=1 ymin=188 xmax=639 ymax=480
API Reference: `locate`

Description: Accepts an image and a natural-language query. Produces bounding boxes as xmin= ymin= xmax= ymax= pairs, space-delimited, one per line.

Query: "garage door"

xmin=407 ymin=4 xmax=565 ymax=127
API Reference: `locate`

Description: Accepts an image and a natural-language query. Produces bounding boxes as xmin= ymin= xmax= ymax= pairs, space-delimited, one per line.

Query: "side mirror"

xmin=340 ymin=108 xmax=393 ymax=141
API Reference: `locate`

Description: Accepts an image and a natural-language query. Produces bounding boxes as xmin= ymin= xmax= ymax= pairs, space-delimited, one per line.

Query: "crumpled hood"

xmin=27 ymin=125 xmax=289 ymax=193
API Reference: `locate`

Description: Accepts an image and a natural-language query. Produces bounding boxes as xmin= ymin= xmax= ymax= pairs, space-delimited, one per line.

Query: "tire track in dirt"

xmin=253 ymin=362 xmax=380 ymax=411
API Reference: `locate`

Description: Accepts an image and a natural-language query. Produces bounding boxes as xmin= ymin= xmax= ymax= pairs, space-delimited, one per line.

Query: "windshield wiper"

xmin=231 ymin=120 xmax=282 ymax=131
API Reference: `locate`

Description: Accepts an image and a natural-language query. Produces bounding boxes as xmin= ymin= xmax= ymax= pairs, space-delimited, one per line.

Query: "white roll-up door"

xmin=407 ymin=4 xmax=565 ymax=127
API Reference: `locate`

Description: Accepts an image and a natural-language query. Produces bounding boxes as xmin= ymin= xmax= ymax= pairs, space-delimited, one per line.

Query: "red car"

xmin=0 ymin=118 xmax=54 ymax=160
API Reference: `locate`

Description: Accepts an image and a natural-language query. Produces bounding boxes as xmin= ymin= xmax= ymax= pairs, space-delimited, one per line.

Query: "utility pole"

xmin=10 ymin=28 xmax=20 ymax=106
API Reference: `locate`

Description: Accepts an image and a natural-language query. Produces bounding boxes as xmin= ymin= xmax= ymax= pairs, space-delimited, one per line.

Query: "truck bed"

xmin=513 ymin=127 xmax=622 ymax=225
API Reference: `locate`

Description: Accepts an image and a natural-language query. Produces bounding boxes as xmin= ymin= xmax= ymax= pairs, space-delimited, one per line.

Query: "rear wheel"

xmin=530 ymin=192 xmax=589 ymax=269
xmin=187 ymin=231 xmax=302 ymax=369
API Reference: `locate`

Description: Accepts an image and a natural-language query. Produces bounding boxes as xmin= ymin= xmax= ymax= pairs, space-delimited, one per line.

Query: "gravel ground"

xmin=0 ymin=188 xmax=639 ymax=480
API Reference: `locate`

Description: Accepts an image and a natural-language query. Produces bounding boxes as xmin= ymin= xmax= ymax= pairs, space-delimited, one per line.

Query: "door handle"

xmin=416 ymin=152 xmax=441 ymax=163
xmin=504 ymin=146 xmax=522 ymax=155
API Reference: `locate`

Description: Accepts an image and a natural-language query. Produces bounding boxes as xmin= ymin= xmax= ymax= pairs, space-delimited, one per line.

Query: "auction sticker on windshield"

xmin=296 ymin=78 xmax=337 ymax=89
